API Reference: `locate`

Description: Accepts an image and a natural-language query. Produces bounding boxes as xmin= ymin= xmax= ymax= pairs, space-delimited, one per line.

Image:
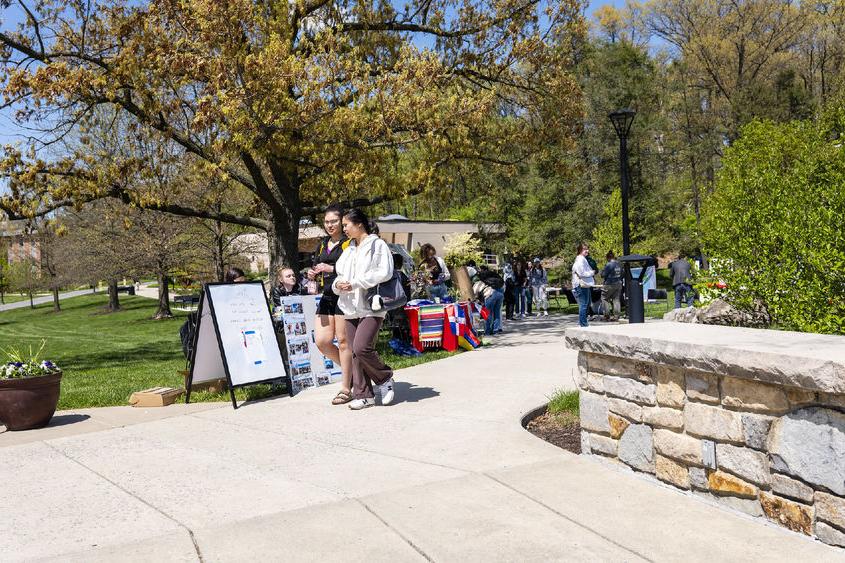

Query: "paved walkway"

xmin=1 ymin=317 xmax=841 ymax=561
xmin=0 ymin=289 xmax=94 ymax=312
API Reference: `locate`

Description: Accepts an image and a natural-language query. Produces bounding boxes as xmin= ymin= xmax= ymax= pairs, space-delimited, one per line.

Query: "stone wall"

xmin=566 ymin=323 xmax=845 ymax=549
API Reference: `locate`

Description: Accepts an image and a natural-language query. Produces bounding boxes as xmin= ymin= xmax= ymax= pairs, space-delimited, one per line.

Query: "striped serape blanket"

xmin=417 ymin=304 xmax=446 ymax=348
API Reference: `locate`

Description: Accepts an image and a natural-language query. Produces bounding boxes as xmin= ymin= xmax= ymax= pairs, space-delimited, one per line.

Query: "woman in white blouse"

xmin=571 ymin=242 xmax=596 ymax=327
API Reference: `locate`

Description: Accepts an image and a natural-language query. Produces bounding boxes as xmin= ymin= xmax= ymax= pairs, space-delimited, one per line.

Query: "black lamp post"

xmin=609 ymin=108 xmax=644 ymax=322
xmin=609 ymin=108 xmax=635 ymax=256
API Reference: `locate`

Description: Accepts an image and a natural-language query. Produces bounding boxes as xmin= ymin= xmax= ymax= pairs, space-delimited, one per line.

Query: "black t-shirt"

xmin=314 ymin=236 xmax=349 ymax=295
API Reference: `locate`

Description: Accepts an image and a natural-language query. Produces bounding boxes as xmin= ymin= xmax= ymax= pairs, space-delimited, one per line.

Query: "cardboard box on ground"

xmin=129 ymin=387 xmax=184 ymax=407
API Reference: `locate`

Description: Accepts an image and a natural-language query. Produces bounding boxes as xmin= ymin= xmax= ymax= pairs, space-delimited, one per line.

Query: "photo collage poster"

xmin=274 ymin=295 xmax=344 ymax=395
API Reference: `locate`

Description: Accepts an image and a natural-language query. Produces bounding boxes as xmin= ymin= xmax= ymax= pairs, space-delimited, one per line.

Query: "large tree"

xmin=0 ymin=0 xmax=584 ymax=272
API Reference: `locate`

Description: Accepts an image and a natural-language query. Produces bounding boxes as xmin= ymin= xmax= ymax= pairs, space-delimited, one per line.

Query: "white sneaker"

xmin=376 ymin=378 xmax=395 ymax=405
xmin=348 ymin=398 xmax=375 ymax=410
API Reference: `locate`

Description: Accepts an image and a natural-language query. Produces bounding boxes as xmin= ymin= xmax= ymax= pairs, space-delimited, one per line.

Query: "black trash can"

xmin=618 ymin=254 xmax=657 ymax=324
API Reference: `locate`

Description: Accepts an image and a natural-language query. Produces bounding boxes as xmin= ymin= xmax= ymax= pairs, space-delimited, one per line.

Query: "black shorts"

xmin=317 ymin=292 xmax=342 ymax=316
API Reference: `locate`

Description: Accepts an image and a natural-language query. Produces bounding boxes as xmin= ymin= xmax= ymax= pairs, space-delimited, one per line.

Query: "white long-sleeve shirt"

xmin=332 ymin=234 xmax=394 ymax=318
xmin=571 ymin=254 xmax=595 ymax=288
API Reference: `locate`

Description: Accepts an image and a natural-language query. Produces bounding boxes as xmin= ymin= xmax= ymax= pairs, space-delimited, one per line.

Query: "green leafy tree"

xmin=701 ymin=110 xmax=845 ymax=334
xmin=0 ymin=0 xmax=584 ymax=274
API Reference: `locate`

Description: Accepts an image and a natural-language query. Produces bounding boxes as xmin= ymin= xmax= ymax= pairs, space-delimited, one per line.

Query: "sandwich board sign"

xmin=186 ymin=282 xmax=287 ymax=408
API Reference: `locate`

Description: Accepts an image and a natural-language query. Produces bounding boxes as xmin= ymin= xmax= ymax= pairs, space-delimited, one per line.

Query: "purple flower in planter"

xmin=13 ymin=362 xmax=23 ymax=368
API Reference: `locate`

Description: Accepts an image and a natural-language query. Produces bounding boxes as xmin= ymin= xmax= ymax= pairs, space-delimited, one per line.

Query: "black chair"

xmin=648 ymin=288 xmax=670 ymax=311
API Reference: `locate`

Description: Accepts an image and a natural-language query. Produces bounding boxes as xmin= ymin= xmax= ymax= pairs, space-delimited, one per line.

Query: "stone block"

xmin=580 ymin=431 xmax=592 ymax=455
xmin=689 ymin=467 xmax=708 ymax=490
xmin=589 ymin=434 xmax=618 ymax=457
xmin=582 ymin=372 xmax=605 ymax=393
xmin=771 ymin=473 xmax=814 ymax=504
xmin=815 ymin=492 xmax=845 ymax=531
xmin=603 ymin=376 xmax=657 ymax=406
xmin=786 ymin=388 xmax=816 ymax=408
xmin=768 ymin=407 xmax=845 ymax=495
xmin=607 ymin=398 xmax=643 ymax=422
xmin=579 ymin=391 xmax=610 ymax=434
xmin=585 ymin=353 xmax=654 ymax=382
xmin=618 ymin=424 xmax=654 ymax=473
xmin=715 ymin=443 xmax=771 ymax=487
xmin=721 ymin=376 xmax=789 ymax=414
xmin=760 ymin=493 xmax=812 ymax=535
xmin=684 ymin=402 xmax=744 ymax=443
xmin=608 ymin=414 xmax=629 ymax=439
xmin=819 ymin=392 xmax=845 ymax=410
xmin=815 ymin=521 xmax=845 ymax=548
xmin=656 ymin=365 xmax=686 ymax=408
xmin=642 ymin=406 xmax=684 ymax=430
xmin=654 ymin=429 xmax=701 ymax=465
xmin=706 ymin=493 xmax=764 ymax=517
xmin=708 ymin=470 xmax=758 ymax=499
xmin=656 ymin=455 xmax=689 ymax=489
xmin=686 ymin=371 xmax=719 ymax=404
xmin=741 ymin=413 xmax=774 ymax=451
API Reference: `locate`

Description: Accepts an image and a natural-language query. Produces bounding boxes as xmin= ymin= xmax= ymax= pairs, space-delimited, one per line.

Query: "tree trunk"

xmin=154 ymin=271 xmax=173 ymax=319
xmin=28 ymin=289 xmax=34 ymax=309
xmin=107 ymin=278 xmax=121 ymax=312
xmin=267 ymin=187 xmax=302 ymax=276
xmin=52 ymin=286 xmax=61 ymax=312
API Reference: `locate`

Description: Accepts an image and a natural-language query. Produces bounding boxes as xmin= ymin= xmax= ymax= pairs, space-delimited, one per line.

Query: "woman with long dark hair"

xmin=307 ymin=204 xmax=353 ymax=405
xmin=418 ymin=243 xmax=450 ymax=301
xmin=332 ymin=208 xmax=395 ymax=410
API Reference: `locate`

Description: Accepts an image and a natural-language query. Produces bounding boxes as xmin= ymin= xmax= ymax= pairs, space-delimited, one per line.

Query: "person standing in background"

xmin=669 ymin=254 xmax=695 ymax=308
xmin=600 ymin=252 xmax=623 ymax=321
xmin=502 ymin=257 xmax=516 ymax=320
xmin=524 ymin=260 xmax=534 ymax=316
xmin=571 ymin=243 xmax=596 ymax=328
xmin=530 ymin=258 xmax=548 ymax=316
xmin=515 ymin=259 xmax=528 ymax=318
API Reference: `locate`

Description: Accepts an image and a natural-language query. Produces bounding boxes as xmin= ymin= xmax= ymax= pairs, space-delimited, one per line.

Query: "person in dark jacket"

xmin=271 ymin=267 xmax=308 ymax=309
xmin=669 ymin=255 xmax=695 ymax=308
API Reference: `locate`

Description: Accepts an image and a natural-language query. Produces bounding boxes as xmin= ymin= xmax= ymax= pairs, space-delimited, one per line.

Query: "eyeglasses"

xmin=324 ymin=219 xmax=340 ymax=226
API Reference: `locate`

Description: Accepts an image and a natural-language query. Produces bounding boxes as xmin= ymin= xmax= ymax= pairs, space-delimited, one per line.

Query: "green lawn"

xmin=0 ymin=294 xmax=456 ymax=409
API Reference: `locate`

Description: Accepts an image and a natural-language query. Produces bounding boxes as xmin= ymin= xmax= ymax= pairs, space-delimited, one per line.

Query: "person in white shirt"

xmin=332 ymin=208 xmax=396 ymax=410
xmin=571 ymin=242 xmax=596 ymax=327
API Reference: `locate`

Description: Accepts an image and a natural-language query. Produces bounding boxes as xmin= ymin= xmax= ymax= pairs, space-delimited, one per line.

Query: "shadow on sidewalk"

xmin=1 ymin=413 xmax=92 ymax=435
xmin=393 ymin=381 xmax=439 ymax=404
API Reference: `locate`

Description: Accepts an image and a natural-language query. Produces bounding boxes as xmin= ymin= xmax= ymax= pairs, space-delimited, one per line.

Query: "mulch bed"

xmin=526 ymin=411 xmax=581 ymax=454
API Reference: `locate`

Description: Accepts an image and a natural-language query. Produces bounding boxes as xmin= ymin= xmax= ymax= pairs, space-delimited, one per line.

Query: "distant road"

xmin=0 ymin=289 xmax=95 ymax=313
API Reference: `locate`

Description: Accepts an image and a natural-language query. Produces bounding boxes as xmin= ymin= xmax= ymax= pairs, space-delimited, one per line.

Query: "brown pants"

xmin=345 ymin=316 xmax=393 ymax=399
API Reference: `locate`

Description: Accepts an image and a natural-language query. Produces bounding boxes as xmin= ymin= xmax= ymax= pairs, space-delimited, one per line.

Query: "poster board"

xmin=631 ymin=266 xmax=657 ymax=302
xmin=274 ymin=295 xmax=343 ymax=395
xmin=187 ymin=282 xmax=286 ymax=408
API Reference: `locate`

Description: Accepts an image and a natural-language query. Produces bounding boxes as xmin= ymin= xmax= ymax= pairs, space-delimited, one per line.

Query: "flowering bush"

xmin=1 ymin=343 xmax=61 ymax=379
xmin=442 ymin=233 xmax=484 ymax=270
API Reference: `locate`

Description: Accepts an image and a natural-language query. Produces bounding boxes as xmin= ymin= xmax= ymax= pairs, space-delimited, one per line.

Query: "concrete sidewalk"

xmin=1 ymin=316 xmax=841 ymax=561
xmin=0 ymin=289 xmax=93 ymax=312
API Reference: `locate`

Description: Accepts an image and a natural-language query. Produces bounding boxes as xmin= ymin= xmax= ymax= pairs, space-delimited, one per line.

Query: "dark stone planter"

xmin=0 ymin=371 xmax=62 ymax=431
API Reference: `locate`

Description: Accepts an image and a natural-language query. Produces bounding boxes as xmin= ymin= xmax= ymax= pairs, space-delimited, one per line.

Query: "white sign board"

xmin=188 ymin=282 xmax=286 ymax=408
xmin=631 ymin=265 xmax=657 ymax=302
xmin=274 ymin=295 xmax=343 ymax=395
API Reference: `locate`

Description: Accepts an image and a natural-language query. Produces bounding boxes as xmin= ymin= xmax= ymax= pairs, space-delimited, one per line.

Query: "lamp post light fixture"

xmin=609 ymin=108 xmax=635 ymax=256
xmin=609 ymin=108 xmax=646 ymax=322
